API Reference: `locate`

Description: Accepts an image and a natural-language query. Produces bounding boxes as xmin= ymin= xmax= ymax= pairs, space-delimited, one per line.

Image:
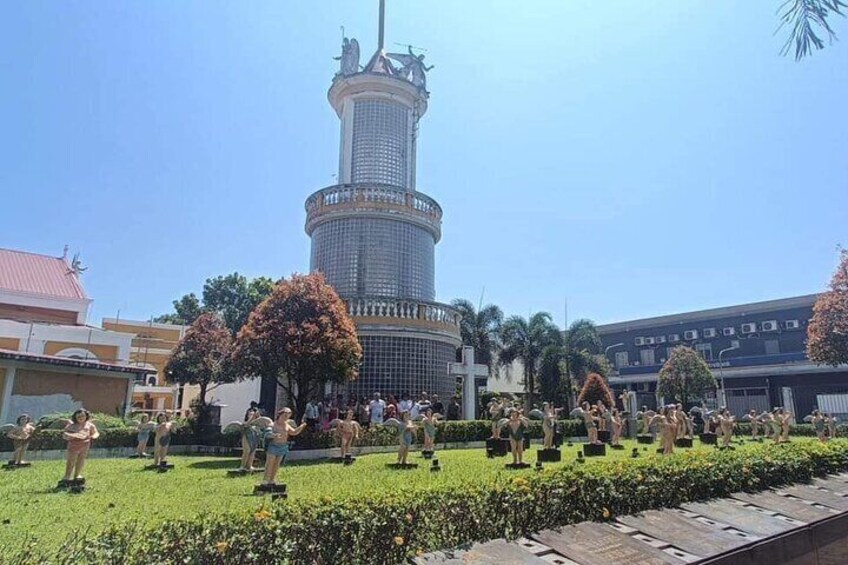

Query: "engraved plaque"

xmin=533 ymin=523 xmax=683 ymax=564
xmin=681 ymin=499 xmax=794 ymax=537
xmin=618 ymin=509 xmax=747 ymax=556
xmin=731 ymin=491 xmax=838 ymax=523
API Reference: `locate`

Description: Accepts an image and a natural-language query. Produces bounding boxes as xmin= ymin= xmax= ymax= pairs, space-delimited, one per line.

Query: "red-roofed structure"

xmin=0 ymin=248 xmax=87 ymax=300
xmin=0 ymin=248 xmax=91 ymax=325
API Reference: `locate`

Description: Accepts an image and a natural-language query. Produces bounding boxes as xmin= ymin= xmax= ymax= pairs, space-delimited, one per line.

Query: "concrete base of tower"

xmin=343 ymin=329 xmax=461 ymax=403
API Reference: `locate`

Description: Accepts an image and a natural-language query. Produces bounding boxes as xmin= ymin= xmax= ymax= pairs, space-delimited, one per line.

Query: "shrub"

xmin=37 ymin=412 xmax=131 ymax=430
xmin=577 ymin=372 xmax=614 ymax=407
xmin=9 ymin=440 xmax=848 ymax=564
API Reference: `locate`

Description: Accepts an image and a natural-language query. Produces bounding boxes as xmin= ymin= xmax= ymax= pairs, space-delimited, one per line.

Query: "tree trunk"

xmin=524 ymin=365 xmax=534 ymax=412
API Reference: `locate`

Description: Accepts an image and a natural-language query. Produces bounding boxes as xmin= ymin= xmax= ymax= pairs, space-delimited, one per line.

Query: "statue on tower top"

xmin=334 ymin=37 xmax=360 ymax=77
xmin=387 ymin=46 xmax=434 ymax=91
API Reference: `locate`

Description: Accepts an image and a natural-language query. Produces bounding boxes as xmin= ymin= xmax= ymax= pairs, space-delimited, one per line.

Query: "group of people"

xmin=301 ymin=391 xmax=462 ymax=432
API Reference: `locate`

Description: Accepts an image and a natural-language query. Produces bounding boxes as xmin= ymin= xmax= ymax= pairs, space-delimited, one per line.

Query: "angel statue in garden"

xmin=261 ymin=408 xmax=307 ymax=487
xmin=571 ymin=402 xmax=602 ymax=445
xmin=2 ymin=414 xmax=36 ymax=467
xmin=529 ymin=402 xmax=559 ymax=450
xmin=497 ymin=409 xmax=530 ymax=465
xmin=383 ymin=411 xmax=417 ymax=465
xmin=804 ymin=410 xmax=827 ymax=442
xmin=635 ymin=406 xmax=654 ymax=438
xmin=52 ymin=409 xmax=100 ymax=483
xmin=648 ymin=406 xmax=676 ymax=455
xmin=329 ymin=409 xmax=361 ymax=460
xmin=153 ymin=412 xmax=180 ymax=466
xmin=224 ymin=408 xmax=273 ymax=472
xmin=487 ymin=397 xmax=507 ymax=439
xmin=127 ymin=413 xmax=156 ymax=458
xmin=742 ymin=409 xmax=763 ymax=440
xmin=418 ymin=407 xmax=442 ymax=454
xmin=825 ymin=413 xmax=838 ymax=439
xmin=716 ymin=408 xmax=736 ymax=449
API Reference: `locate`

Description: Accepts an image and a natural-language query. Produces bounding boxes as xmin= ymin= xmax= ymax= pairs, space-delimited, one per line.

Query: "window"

xmin=666 ymin=346 xmax=677 ymax=360
xmin=615 ymin=351 xmax=629 ymax=368
xmin=696 ymin=343 xmax=713 ymax=360
xmin=640 ymin=349 xmax=655 ymax=366
xmin=764 ymin=340 xmax=780 ymax=355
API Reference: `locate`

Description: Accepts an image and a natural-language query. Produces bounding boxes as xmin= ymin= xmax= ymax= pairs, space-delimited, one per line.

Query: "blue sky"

xmin=2 ymin=1 xmax=846 ymax=327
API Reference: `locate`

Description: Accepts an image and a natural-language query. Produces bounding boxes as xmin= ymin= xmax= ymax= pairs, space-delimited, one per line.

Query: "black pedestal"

xmin=254 ymin=483 xmax=287 ymax=498
xmin=637 ymin=435 xmax=654 ymax=444
xmin=505 ymin=462 xmax=531 ymax=470
xmin=386 ymin=462 xmax=418 ymax=469
xmin=4 ymin=462 xmax=31 ymax=468
xmin=700 ymin=433 xmax=717 ymax=445
xmin=597 ymin=430 xmax=611 ymax=444
xmin=610 ymin=444 xmax=626 ymax=450
xmin=422 ymin=450 xmax=434 ymax=459
xmin=485 ymin=438 xmax=509 ymax=457
xmin=538 ymin=448 xmax=561 ymax=462
xmin=430 ymin=459 xmax=441 ymax=472
xmin=583 ymin=443 xmax=606 ymax=457
xmin=675 ymin=437 xmax=693 ymax=448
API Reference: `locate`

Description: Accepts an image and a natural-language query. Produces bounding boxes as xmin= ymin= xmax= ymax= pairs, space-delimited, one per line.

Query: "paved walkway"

xmin=415 ymin=473 xmax=848 ymax=564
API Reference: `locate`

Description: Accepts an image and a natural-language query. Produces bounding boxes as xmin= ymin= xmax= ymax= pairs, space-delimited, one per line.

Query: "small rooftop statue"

xmin=387 ymin=46 xmax=434 ymax=91
xmin=334 ymin=37 xmax=360 ymax=77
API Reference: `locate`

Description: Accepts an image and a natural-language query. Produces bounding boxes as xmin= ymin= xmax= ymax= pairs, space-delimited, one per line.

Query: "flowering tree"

xmin=808 ymin=249 xmax=848 ymax=367
xmin=164 ymin=312 xmax=234 ymax=417
xmin=657 ymin=346 xmax=717 ymax=406
xmin=577 ymin=372 xmax=614 ymax=408
xmin=228 ymin=273 xmax=362 ymax=418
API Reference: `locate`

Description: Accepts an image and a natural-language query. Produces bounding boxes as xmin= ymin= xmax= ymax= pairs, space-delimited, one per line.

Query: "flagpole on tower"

xmin=378 ymin=0 xmax=386 ymax=51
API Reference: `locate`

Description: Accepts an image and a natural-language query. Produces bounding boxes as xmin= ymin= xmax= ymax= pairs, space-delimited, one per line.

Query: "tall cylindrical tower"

xmin=304 ymin=25 xmax=461 ymax=401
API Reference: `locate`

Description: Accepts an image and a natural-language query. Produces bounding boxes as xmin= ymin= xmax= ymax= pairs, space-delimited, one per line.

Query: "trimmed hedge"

xmin=5 ymin=440 xmax=848 ymax=564
xmin=1 ymin=419 xmax=590 ymax=452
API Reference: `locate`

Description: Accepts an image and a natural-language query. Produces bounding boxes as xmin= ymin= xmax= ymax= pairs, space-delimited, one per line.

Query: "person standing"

xmin=446 ymin=396 xmax=461 ymax=421
xmin=304 ymin=399 xmax=320 ymax=431
xmin=369 ymin=392 xmax=386 ymax=426
xmin=431 ymin=394 xmax=444 ymax=416
xmin=398 ymin=392 xmax=413 ymax=415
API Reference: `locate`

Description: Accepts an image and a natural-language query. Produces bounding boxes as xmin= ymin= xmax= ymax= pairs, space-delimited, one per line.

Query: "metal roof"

xmin=0 ymin=248 xmax=88 ymax=300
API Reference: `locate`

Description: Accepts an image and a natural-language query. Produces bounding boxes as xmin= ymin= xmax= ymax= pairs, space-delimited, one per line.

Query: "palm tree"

xmin=563 ymin=318 xmax=604 ymax=387
xmin=499 ymin=312 xmax=563 ymax=411
xmin=451 ymin=299 xmax=504 ymax=373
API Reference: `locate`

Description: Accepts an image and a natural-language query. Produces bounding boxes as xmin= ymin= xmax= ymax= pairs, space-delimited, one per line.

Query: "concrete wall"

xmin=10 ymin=369 xmax=130 ymax=418
xmin=209 ymin=378 xmax=262 ymax=424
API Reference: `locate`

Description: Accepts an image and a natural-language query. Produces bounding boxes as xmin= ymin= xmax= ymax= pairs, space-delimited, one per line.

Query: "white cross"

xmin=448 ymin=346 xmax=489 ymax=420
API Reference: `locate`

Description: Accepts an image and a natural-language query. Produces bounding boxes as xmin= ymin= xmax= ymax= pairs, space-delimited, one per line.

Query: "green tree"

xmin=227 ymin=273 xmax=362 ymax=418
xmin=562 ymin=319 xmax=609 ymax=396
xmin=539 ymin=345 xmax=566 ymax=404
xmin=657 ymin=346 xmax=717 ymax=406
xmin=808 ymin=248 xmax=848 ymax=367
xmin=577 ymin=372 xmax=614 ymax=408
xmin=499 ymin=312 xmax=563 ymax=412
xmin=155 ymin=273 xmax=275 ymax=335
xmin=450 ymin=298 xmax=503 ymax=372
xmin=164 ymin=312 xmax=234 ymax=424
xmin=779 ymin=0 xmax=846 ymax=60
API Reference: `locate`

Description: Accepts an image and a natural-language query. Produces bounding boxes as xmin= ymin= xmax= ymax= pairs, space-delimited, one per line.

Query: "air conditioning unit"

xmin=723 ymin=327 xmax=736 ymax=336
xmin=703 ymin=328 xmax=717 ymax=338
xmin=761 ymin=320 xmax=779 ymax=332
xmin=668 ymin=334 xmax=680 ymax=343
xmin=655 ymin=335 xmax=667 ymax=344
xmin=684 ymin=329 xmax=699 ymax=340
xmin=644 ymin=337 xmax=655 ymax=345
xmin=785 ymin=319 xmax=800 ymax=330
xmin=634 ymin=337 xmax=645 ymax=346
xmin=741 ymin=322 xmax=757 ymax=334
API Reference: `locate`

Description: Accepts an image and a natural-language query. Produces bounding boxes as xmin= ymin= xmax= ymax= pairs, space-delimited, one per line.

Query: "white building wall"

xmin=209 ymin=378 xmax=262 ymax=425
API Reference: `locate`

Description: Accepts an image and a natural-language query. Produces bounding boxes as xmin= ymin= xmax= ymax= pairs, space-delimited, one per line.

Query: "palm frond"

xmin=778 ymin=0 xmax=847 ymax=60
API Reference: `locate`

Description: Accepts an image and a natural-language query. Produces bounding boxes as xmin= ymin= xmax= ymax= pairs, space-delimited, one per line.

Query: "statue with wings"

xmin=1 ymin=414 xmax=36 ymax=467
xmin=529 ymin=402 xmax=560 ymax=450
xmin=328 ymin=409 xmax=361 ymax=460
xmin=224 ymin=408 xmax=274 ymax=472
xmin=383 ymin=411 xmax=418 ymax=466
xmin=570 ymin=402 xmax=602 ymax=445
xmin=56 ymin=409 xmax=100 ymax=484
xmin=151 ymin=412 xmax=182 ymax=467
xmin=417 ymin=407 xmax=442 ymax=455
xmin=126 ymin=413 xmax=156 ymax=458
xmin=334 ymin=37 xmax=360 ymax=77
xmin=387 ymin=47 xmax=433 ymax=91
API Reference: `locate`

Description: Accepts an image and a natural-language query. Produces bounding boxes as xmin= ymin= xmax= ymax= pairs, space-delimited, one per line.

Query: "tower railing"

xmin=344 ymin=296 xmax=461 ymax=335
xmin=305 ymin=183 xmax=443 ymax=240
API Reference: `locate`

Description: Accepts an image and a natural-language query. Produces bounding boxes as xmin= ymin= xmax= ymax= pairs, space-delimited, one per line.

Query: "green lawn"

xmin=0 ymin=438 xmax=776 ymax=550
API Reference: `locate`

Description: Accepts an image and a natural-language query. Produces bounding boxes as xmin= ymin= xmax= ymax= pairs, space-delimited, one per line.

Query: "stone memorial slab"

xmin=681 ymin=499 xmax=795 ymax=537
xmin=778 ymin=485 xmax=848 ymax=511
xmin=452 ymin=540 xmax=550 ymax=564
xmin=532 ymin=523 xmax=684 ymax=564
xmin=731 ymin=491 xmax=839 ymax=523
xmin=618 ymin=509 xmax=748 ymax=556
xmin=811 ymin=477 xmax=848 ymax=494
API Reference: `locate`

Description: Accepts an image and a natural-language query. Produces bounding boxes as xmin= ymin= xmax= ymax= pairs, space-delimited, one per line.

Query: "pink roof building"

xmin=0 ymin=248 xmax=91 ymax=325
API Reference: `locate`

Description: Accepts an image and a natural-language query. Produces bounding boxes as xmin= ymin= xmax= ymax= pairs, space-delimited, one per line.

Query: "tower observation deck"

xmin=304 ymin=4 xmax=461 ymax=400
